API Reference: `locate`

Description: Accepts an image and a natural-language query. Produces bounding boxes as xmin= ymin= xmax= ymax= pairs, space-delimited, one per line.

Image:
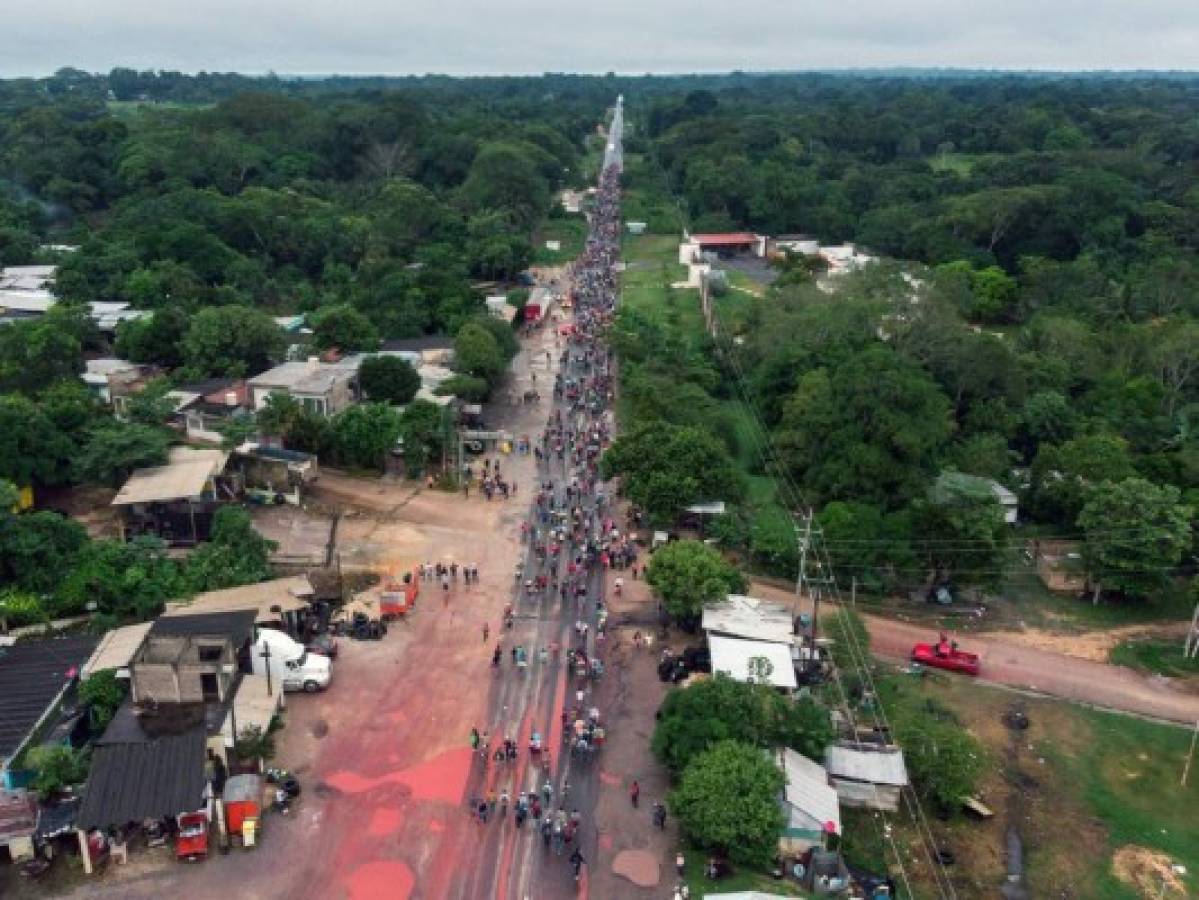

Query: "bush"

xmin=27 ymin=745 xmax=89 ymax=800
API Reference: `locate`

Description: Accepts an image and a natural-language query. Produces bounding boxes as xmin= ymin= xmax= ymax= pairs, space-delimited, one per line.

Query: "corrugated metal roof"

xmin=703 ymin=595 xmax=794 ymax=644
xmin=111 ymin=459 xmax=217 ymax=506
xmin=777 ymin=748 xmax=840 ymax=833
xmin=707 ymin=635 xmax=797 ymax=689
xmin=78 ymin=730 xmax=207 ymax=830
xmin=824 ymin=744 xmax=909 ymax=786
xmin=162 ymin=575 xmax=313 ymax=623
xmin=0 ymin=636 xmax=99 ymax=759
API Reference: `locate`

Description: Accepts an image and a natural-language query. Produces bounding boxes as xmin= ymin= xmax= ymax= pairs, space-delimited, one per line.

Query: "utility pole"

xmin=1183 ymin=719 xmax=1199 ymax=788
xmin=1184 ymin=601 xmax=1199 ymax=659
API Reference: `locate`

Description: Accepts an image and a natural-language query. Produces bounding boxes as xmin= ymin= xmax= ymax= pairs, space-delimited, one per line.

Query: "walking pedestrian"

xmin=653 ymin=801 xmax=667 ymax=829
xmin=482 ymin=622 xmax=490 ymax=642
xmin=470 ymin=727 xmax=479 ymax=750
xmin=630 ymin=780 xmax=640 ymax=808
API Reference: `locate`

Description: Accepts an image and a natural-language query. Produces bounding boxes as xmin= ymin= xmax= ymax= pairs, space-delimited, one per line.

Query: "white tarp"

xmin=707 ymin=634 xmax=797 ymax=690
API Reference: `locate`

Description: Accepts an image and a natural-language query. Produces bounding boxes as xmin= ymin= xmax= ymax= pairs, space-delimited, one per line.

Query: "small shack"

xmin=776 ymin=748 xmax=840 ymax=855
xmin=111 ymin=447 xmax=234 ymax=546
xmin=824 ymin=743 xmax=909 ymax=812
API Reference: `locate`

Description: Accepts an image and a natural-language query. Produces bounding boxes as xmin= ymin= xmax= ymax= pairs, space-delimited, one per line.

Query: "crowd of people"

xmin=466 ymin=157 xmax=624 ymax=885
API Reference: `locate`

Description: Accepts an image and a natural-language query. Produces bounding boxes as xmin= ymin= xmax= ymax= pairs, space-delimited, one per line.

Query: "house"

xmin=0 ymin=265 xmax=56 ymax=293
xmin=682 ymin=232 xmax=767 ymax=259
xmin=81 ymin=358 xmax=143 ymax=405
xmin=76 ymin=610 xmax=283 ymax=867
xmin=111 ymin=447 xmax=236 ymax=546
xmin=180 ymin=379 xmax=252 ymax=443
xmin=824 ymin=743 xmax=909 ymax=812
xmin=819 ymin=243 xmax=876 ymax=275
xmin=88 ymin=301 xmax=149 ymax=334
xmin=0 ymin=636 xmax=100 ymax=790
xmin=248 ymin=356 xmax=361 ymax=417
xmin=707 ymin=634 xmax=798 ymax=690
xmin=379 ymin=336 xmax=456 ymax=367
xmin=485 ymin=296 xmax=519 ymax=324
xmin=989 ymin=480 xmax=1019 ymax=525
xmin=230 ymin=443 xmax=319 ymax=506
xmin=75 ymin=704 xmax=210 ymax=873
xmin=776 ymin=748 xmax=841 ymax=855
xmin=770 ymin=234 xmax=821 ymax=257
xmin=703 ymin=594 xmax=795 ymax=645
xmin=81 ymin=622 xmax=154 ymax=681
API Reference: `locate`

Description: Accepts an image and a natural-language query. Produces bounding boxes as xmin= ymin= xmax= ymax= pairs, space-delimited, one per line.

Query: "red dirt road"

xmin=750 ymin=582 xmax=1199 ymax=725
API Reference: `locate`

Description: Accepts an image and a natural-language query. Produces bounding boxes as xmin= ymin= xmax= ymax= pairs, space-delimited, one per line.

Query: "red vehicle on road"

xmin=911 ymin=633 xmax=981 ymax=676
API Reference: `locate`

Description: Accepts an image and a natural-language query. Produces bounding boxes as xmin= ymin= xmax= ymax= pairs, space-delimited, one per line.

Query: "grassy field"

xmin=532 ymin=215 xmax=587 ymax=265
xmin=1109 ymin=638 xmax=1199 ymax=678
xmin=870 ymin=673 xmax=1199 ymax=899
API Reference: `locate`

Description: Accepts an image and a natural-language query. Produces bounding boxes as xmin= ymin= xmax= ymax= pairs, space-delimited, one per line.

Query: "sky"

xmin=4 ymin=0 xmax=1199 ymax=76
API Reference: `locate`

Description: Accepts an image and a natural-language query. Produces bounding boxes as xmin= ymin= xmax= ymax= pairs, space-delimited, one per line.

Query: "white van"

xmin=252 ymin=628 xmax=331 ymax=693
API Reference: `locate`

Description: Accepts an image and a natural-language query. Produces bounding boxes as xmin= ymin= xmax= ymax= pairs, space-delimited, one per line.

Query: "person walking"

xmin=470 ymin=727 xmax=480 ymax=751
xmin=629 ymin=780 xmax=640 ymax=808
xmin=653 ymin=801 xmax=667 ymax=829
xmin=482 ymin=621 xmax=490 ymax=642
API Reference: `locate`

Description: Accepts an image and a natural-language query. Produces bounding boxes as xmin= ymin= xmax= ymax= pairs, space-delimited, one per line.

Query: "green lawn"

xmin=532 ymin=215 xmax=587 ymax=265
xmin=1109 ymin=638 xmax=1199 ymax=678
xmin=870 ymin=672 xmax=1199 ymax=899
xmin=680 ymin=844 xmax=805 ymax=898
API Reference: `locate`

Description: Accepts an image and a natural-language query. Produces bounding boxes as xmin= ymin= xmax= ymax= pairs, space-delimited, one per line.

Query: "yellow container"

xmin=242 ymin=817 xmax=258 ymax=849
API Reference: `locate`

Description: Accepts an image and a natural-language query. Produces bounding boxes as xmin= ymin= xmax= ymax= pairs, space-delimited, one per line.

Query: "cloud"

xmin=3 ymin=0 xmax=1198 ymax=75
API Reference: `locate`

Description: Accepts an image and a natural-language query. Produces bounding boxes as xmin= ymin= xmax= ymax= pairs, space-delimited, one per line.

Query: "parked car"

xmin=176 ymin=812 xmax=209 ymax=862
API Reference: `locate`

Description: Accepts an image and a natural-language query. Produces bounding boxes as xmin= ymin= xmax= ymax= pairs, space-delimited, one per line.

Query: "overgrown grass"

xmin=679 ymin=844 xmax=804 ymax=898
xmin=532 ymin=215 xmax=587 ymax=265
xmin=1109 ymin=638 xmax=1199 ymax=678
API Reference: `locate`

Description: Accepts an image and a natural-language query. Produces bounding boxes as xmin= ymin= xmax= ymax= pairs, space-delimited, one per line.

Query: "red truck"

xmin=911 ymin=633 xmax=981 ymax=676
xmin=176 ymin=812 xmax=209 ymax=862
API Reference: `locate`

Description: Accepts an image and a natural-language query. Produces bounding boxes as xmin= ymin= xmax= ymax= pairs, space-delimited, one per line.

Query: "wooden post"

xmin=851 ymin=577 xmax=857 ymax=608
xmin=77 ymin=829 xmax=93 ymax=875
xmin=1182 ymin=719 xmax=1199 ymax=788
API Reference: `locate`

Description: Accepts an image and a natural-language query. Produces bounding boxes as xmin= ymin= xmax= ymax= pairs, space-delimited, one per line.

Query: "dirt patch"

xmin=1112 ymin=845 xmax=1187 ymax=897
xmin=310 ymin=719 xmax=329 ymax=739
xmin=984 ymin=624 xmax=1185 ymax=663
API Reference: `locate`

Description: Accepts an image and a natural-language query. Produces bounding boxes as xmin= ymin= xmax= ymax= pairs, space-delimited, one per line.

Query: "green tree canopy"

xmin=670 ymin=740 xmax=785 ymax=867
xmin=79 ymin=669 xmax=127 ymax=731
xmin=74 ymin=423 xmax=171 ymax=487
xmin=601 ymin=422 xmax=743 ymax=524
xmin=358 ymin=354 xmax=420 ymax=405
xmin=1079 ymin=477 xmax=1192 ymax=600
xmin=653 ymin=674 xmax=832 ymax=775
xmin=0 ymin=394 xmax=75 ymax=487
xmin=911 ymin=472 xmax=1008 ymax=586
xmin=57 ymin=536 xmax=184 ymax=620
xmin=453 ymin=321 xmax=506 ymax=383
xmin=778 ymin=348 xmax=952 ymax=509
xmin=894 ymin=703 xmax=986 ymax=811
xmin=183 ymin=306 xmax=284 ymax=376
xmin=184 ymin=506 xmax=276 ymax=593
xmin=331 ymin=402 xmax=402 ymax=470
xmin=0 ymin=511 xmax=88 ymax=594
xmin=309 ymin=303 xmax=380 ymax=351
xmin=645 ymin=539 xmax=746 ymax=622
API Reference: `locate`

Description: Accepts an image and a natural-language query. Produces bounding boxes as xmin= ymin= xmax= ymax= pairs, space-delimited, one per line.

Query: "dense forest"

xmin=2 ymin=68 xmax=1199 ymax=620
xmin=609 ymin=75 xmax=1199 ymax=601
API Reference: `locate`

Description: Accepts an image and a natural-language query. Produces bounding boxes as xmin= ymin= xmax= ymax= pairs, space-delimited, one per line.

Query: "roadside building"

xmin=707 ymin=634 xmax=798 ymax=691
xmin=248 ymin=356 xmax=362 ymax=417
xmin=824 ymin=743 xmax=909 ymax=812
xmin=379 ymin=336 xmax=456 ymax=367
xmin=681 ymin=232 xmax=767 ymax=260
xmin=81 ymin=358 xmax=144 ymax=405
xmin=162 ymin=575 xmax=315 ymax=633
xmin=703 ymin=594 xmax=795 ymax=645
xmin=81 ymin=622 xmax=154 ymax=682
xmin=775 ymin=748 xmax=841 ymax=855
xmin=179 ymin=379 xmax=253 ymax=443
xmin=0 ymin=636 xmax=100 ymax=790
xmin=111 ymin=447 xmax=235 ymax=546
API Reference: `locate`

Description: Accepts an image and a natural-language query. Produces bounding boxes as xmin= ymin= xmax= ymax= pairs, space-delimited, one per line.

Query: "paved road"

xmin=603 ymin=96 xmax=623 ymax=172
xmin=750 ymin=582 xmax=1199 ymax=725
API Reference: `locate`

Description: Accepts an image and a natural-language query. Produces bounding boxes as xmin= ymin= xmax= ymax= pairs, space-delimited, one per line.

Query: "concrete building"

xmin=248 ymin=356 xmax=361 ymax=417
